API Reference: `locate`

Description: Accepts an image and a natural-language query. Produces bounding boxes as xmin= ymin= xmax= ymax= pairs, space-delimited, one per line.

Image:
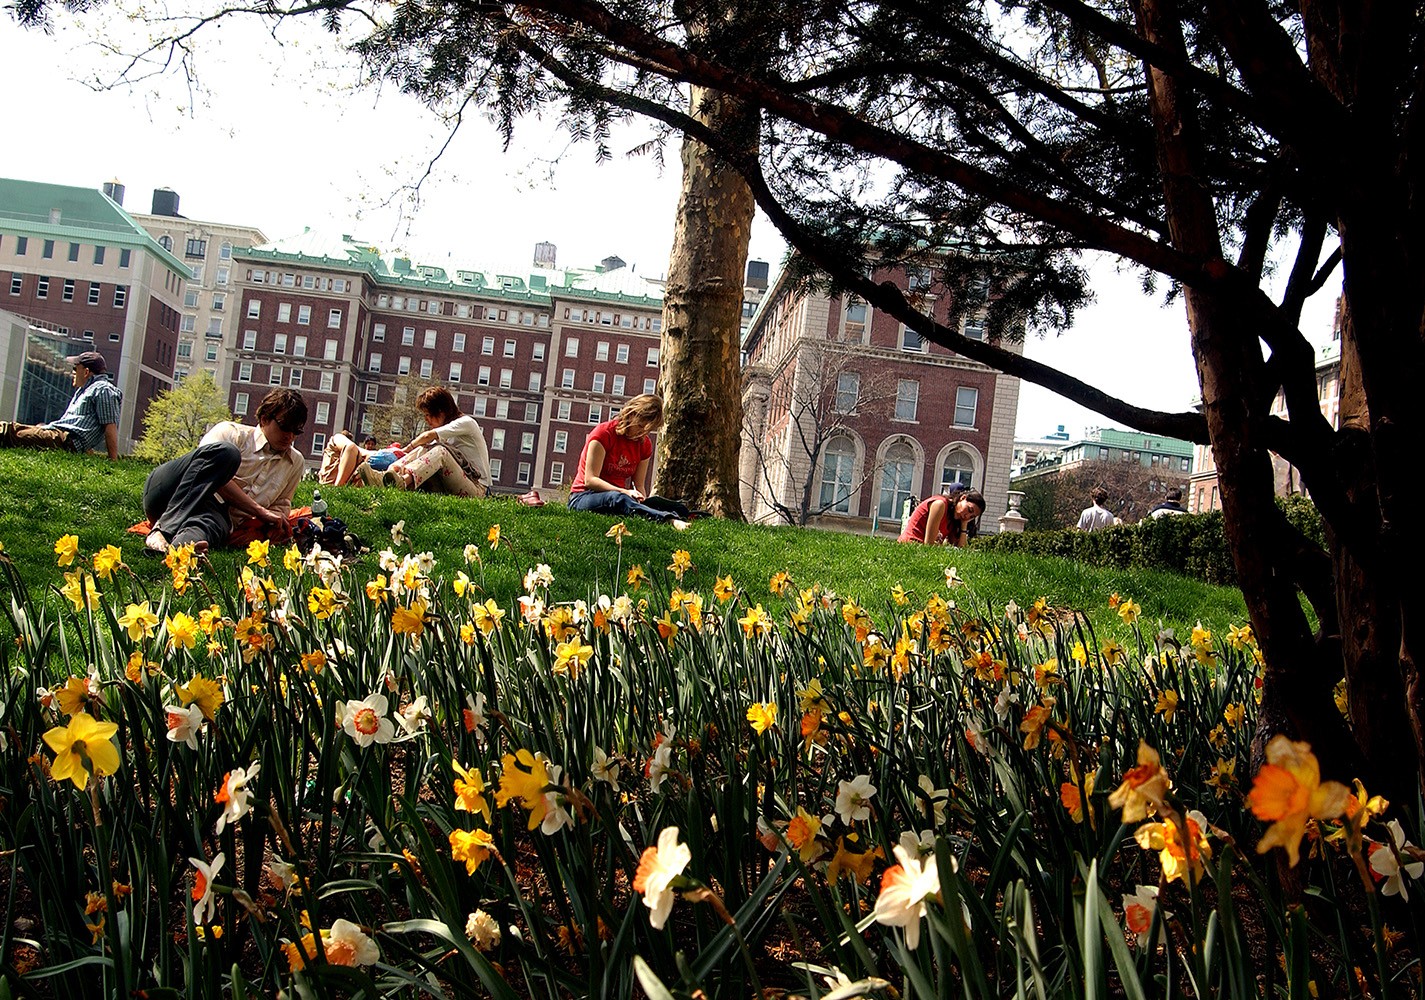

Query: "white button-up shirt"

xmin=200 ymin=421 xmax=303 ymax=525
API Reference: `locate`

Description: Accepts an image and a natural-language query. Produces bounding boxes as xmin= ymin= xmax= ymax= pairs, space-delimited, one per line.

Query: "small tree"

xmin=1016 ymin=464 xmax=1190 ymax=530
xmin=364 ymin=373 xmax=445 ymax=445
xmin=133 ymin=372 xmax=231 ymax=462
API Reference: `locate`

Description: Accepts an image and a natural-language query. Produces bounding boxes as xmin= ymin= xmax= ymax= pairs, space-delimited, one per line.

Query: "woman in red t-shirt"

xmin=568 ymin=394 xmax=688 ymax=528
xmin=898 ymin=486 xmax=986 ymax=546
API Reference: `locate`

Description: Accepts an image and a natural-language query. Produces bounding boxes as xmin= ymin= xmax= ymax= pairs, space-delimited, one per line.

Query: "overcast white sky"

xmin=3 ymin=7 xmax=1340 ymax=440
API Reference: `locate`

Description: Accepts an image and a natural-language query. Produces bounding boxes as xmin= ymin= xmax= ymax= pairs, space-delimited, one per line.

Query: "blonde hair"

xmin=616 ymin=393 xmax=664 ymax=436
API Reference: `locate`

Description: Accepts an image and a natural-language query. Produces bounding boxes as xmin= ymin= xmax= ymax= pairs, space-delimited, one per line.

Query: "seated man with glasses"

xmin=141 ymin=388 xmax=308 ymax=554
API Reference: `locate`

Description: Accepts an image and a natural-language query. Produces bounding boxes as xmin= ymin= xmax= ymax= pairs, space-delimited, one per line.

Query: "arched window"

xmin=219 ymin=241 xmax=233 ymax=260
xmin=878 ymin=440 xmax=917 ymax=520
xmin=158 ymin=235 xmax=173 ymax=251
xmin=819 ymin=436 xmax=857 ymax=514
xmin=940 ymin=448 xmax=975 ymax=492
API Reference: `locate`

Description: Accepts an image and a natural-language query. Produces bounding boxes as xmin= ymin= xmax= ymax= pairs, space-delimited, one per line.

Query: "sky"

xmin=3 ymin=6 xmax=1341 ymax=441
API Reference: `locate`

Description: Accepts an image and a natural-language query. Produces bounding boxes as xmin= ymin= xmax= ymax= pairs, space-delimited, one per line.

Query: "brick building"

xmin=0 ymin=177 xmax=188 ymax=445
xmin=129 ymin=186 xmax=267 ymax=393
xmin=739 ymin=262 xmax=1021 ymax=534
xmin=227 ymin=232 xmax=667 ymax=494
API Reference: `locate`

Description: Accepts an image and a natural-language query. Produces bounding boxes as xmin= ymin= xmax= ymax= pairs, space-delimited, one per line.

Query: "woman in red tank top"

xmin=898 ymin=487 xmax=986 ymax=546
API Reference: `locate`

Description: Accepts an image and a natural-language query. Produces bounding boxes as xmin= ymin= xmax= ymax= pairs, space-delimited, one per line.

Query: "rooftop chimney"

xmin=102 ymin=179 xmax=125 ymax=207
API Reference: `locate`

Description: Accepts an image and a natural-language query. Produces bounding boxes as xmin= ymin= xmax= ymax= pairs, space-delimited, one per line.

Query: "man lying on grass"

xmin=140 ymin=388 xmax=306 ymax=555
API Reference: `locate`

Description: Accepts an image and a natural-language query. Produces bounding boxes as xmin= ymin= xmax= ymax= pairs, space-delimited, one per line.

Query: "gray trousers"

xmin=143 ymin=442 xmax=240 ymax=547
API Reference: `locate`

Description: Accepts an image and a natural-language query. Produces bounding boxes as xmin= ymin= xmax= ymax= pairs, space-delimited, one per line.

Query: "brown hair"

xmin=1092 ymin=486 xmax=1110 ymax=504
xmin=615 ymin=393 xmax=664 ymax=436
xmin=255 ymin=389 xmax=308 ymax=431
xmin=416 ymin=386 xmax=461 ymax=423
xmin=947 ymin=486 xmax=986 ymax=541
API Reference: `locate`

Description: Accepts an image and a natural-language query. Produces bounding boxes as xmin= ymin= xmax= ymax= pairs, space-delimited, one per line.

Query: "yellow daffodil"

xmin=450 ymin=827 xmax=497 ymax=874
xmin=667 ymin=550 xmax=692 ymax=582
xmin=1134 ymin=809 xmax=1212 ymax=883
xmin=797 ymin=678 xmax=826 ymax=712
xmin=365 ymin=574 xmax=389 ymax=604
xmin=246 ymin=539 xmax=270 ymax=567
xmin=91 ymin=544 xmax=123 ymax=581
xmin=472 ymin=599 xmax=505 ymax=635
xmin=42 ymin=712 xmax=120 ymax=790
xmin=116 ymin=602 xmax=159 ymax=642
xmin=746 ymin=701 xmax=777 ymax=735
xmin=605 ymin=522 xmax=631 ymax=544
xmin=1118 ymin=599 xmax=1141 ymax=625
xmin=176 ymin=675 xmax=225 ymax=721
xmin=392 ymin=600 xmax=427 ymax=637
xmin=54 ymin=534 xmax=80 ymax=568
xmin=553 ymin=638 xmax=594 ymax=677
xmin=495 ymin=749 xmax=551 ymax=831
xmin=769 ymin=571 xmax=792 ymax=596
xmin=1223 ymin=702 xmax=1246 ymax=728
xmin=739 ymin=604 xmax=773 ymax=638
xmin=300 ymin=650 xmax=327 ymax=673
xmin=55 ymin=675 xmax=96 ymax=716
xmin=1108 ymin=742 xmax=1171 ymax=822
xmin=713 ymin=575 xmax=736 ymax=602
xmin=1205 ymin=758 xmax=1236 ymax=798
xmin=453 ymin=761 xmax=492 ymax=823
xmin=60 ymin=571 xmax=100 ymax=612
xmin=891 ymin=583 xmax=909 ymax=606
xmin=283 ymin=545 xmax=303 ymax=573
xmin=1100 ymin=639 xmax=1125 ymax=666
xmin=1154 ymin=689 xmax=1179 ymax=723
xmin=627 ymin=565 xmax=647 ymax=591
xmin=307 ymin=587 xmax=338 ymax=620
xmin=1247 ymin=735 xmax=1351 ymax=867
xmin=166 ymin=612 xmax=200 ymax=651
xmin=487 ymin=524 xmax=502 ymax=550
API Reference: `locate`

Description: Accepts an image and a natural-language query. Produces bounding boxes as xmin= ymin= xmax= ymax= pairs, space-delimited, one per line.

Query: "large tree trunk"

xmin=655 ymin=81 xmax=755 ymax=519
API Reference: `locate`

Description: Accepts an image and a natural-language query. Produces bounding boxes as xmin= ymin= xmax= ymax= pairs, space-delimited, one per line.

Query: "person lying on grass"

xmin=359 ymin=387 xmax=491 ymax=498
xmin=898 ymin=486 xmax=986 ymax=547
xmin=567 ymin=393 xmax=689 ymax=529
xmin=141 ymin=388 xmax=306 ymax=555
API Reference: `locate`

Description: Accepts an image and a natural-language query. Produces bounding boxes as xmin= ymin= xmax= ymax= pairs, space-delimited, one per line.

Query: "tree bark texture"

xmin=655 ymin=83 xmax=755 ymax=519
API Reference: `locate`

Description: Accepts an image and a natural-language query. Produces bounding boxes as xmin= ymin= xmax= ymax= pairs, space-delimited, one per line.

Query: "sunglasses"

xmin=277 ymin=420 xmax=306 ymax=435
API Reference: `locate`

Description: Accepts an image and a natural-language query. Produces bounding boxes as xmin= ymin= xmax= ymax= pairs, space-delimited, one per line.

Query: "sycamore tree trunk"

xmin=654 ymin=81 xmax=755 ymax=519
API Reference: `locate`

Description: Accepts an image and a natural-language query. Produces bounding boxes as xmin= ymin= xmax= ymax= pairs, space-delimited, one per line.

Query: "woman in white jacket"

xmin=379 ymin=387 xmax=492 ymax=498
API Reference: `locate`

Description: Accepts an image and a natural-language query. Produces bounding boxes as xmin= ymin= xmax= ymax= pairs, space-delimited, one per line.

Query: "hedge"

xmin=973 ymin=494 xmax=1324 ymax=587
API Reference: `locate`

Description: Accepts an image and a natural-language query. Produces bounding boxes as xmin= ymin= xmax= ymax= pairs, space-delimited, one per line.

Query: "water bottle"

xmin=311 ymin=489 xmax=328 ymax=524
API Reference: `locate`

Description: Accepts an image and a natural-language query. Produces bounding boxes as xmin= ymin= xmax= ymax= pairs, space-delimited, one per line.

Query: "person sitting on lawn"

xmin=318 ymin=429 xmax=372 ymax=487
xmin=568 ymin=393 xmax=688 ymax=528
xmin=141 ymin=388 xmax=307 ymax=554
xmin=898 ymin=486 xmax=986 ymax=547
xmin=367 ymin=387 xmax=490 ymax=497
xmin=0 ymin=351 xmax=122 ymax=460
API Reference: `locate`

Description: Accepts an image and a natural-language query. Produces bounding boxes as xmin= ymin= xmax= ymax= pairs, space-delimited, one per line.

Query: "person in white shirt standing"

xmin=141 ymin=388 xmax=307 ymax=554
xmin=1076 ymin=486 xmax=1116 ymax=532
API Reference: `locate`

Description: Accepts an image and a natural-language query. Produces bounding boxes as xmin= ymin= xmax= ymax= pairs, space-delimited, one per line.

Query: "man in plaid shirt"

xmin=0 ymin=351 xmax=123 ymax=460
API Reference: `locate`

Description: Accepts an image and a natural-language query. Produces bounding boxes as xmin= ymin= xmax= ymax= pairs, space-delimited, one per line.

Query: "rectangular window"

xmin=900 ymin=326 xmax=924 ymax=352
xmin=524 ymin=402 xmax=538 ymax=422
xmin=315 ymin=401 xmax=331 ymax=425
xmin=532 ymin=343 xmax=545 ymax=361
xmin=402 ymin=327 xmax=415 ymax=346
xmin=42 ymin=239 xmax=54 ymax=259
xmin=647 ymin=346 xmax=661 ymax=367
xmin=482 ymin=336 xmax=495 ymax=355
xmin=612 ymin=374 xmax=626 ymax=396
xmin=113 ymin=286 xmax=127 ymax=308
xmin=311 ymin=433 xmax=326 ymax=456
xmin=62 ymin=279 xmax=75 ymax=302
xmin=895 ymin=380 xmax=920 ymax=421
xmin=843 ymin=299 xmax=868 ymax=343
xmin=270 ymin=366 xmax=284 ymax=385
xmin=554 ymin=430 xmax=568 ymax=453
xmin=453 ymin=333 xmax=466 ymax=352
xmin=93 ymin=245 xmax=106 ymax=265
xmin=303 ymin=276 xmax=316 ymax=289
xmin=118 ymin=248 xmax=130 ymax=268
xmin=1181 ymin=457 xmax=1191 ymax=472
xmin=613 ymin=343 xmax=628 ymax=364
xmin=961 ymin=314 xmax=987 ymax=341
xmin=491 ymin=429 xmax=506 ymax=451
xmin=365 ymin=383 xmax=379 ymax=403
xmin=243 ymin=330 xmax=257 ymax=349
xmin=820 ymin=446 xmax=855 ymax=514
xmin=528 ymin=372 xmax=542 ymax=391
xmin=496 ymin=399 xmax=510 ymax=420
xmin=297 ymin=305 xmax=311 ymax=325
xmin=420 ymin=358 xmax=433 ymax=378
xmin=424 ymin=329 xmax=437 ymax=349
xmin=184 ymin=289 xmax=200 ymax=309
xmin=216 ymin=266 xmax=229 ymax=286
xmin=504 ymin=339 xmax=516 ymax=358
xmin=328 ymin=309 xmax=342 ymax=329
xmin=320 ymin=371 xmax=334 ymax=392
xmin=596 ymin=341 xmax=610 ymax=361
xmin=274 ymin=333 xmax=288 ymax=354
xmin=643 ymin=378 xmax=656 ymax=394
xmin=36 ymin=276 xmax=48 ymax=299
xmin=589 ymin=405 xmax=603 ymax=424
xmin=520 ymin=432 xmax=535 ymax=453
xmin=565 ymin=337 xmax=580 ymax=357
xmin=550 ymin=461 xmax=564 ymax=485
xmin=592 ymin=372 xmax=606 ymax=393
xmin=836 ymin=373 xmax=860 ymax=413
xmin=293 ymin=336 xmax=306 ymax=357
xmin=478 ymin=366 xmax=491 ymax=386
xmin=398 ymin=356 xmax=412 ymax=375
xmin=185 ymin=238 xmax=206 ymax=258
xmin=289 ymin=369 xmax=303 ymax=388
xmin=324 ymin=340 xmax=338 ymax=361
xmin=207 ymin=292 xmax=222 ymax=313
xmin=474 ymin=396 xmax=488 ymax=417
xmin=953 ymin=386 xmax=979 ymax=427
xmin=205 ymin=344 xmax=218 ymax=362
xmin=557 ymin=401 xmax=572 ymax=420
xmin=278 ymin=303 xmax=292 ymax=322
xmin=177 ymin=340 xmax=193 ymax=359
xmin=517 ymin=462 xmax=531 ymax=485
xmin=234 ymin=391 xmax=250 ymax=414
xmin=449 ymin=362 xmax=463 ymax=383
xmin=490 ymin=459 xmax=502 ymax=481
xmin=360 ymin=413 xmax=374 ymax=434
xmin=369 ymin=353 xmax=382 ymax=373
xmin=14 ymin=236 xmax=27 ymax=255
xmin=247 ymin=300 xmax=261 ymax=319
xmin=68 ymin=242 xmax=80 ymax=262
xmin=499 ymin=369 xmax=512 ymax=389
xmin=561 ymin=368 xmax=575 ymax=389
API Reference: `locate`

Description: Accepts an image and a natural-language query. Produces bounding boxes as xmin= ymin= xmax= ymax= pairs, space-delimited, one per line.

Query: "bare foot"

xmin=144 ymin=530 xmax=168 ymax=554
xmin=671 ymin=518 xmax=690 ymax=532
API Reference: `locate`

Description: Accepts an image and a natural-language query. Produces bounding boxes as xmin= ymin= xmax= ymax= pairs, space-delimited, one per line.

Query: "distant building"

xmin=1188 ymin=333 xmax=1342 ymax=513
xmin=130 ymin=187 xmax=267 ymax=394
xmin=740 ymin=259 xmax=770 ymax=338
xmin=0 ymin=177 xmax=189 ymax=447
xmin=1011 ymin=424 xmax=1072 ymax=476
xmin=1015 ymin=426 xmax=1194 ymax=484
xmin=533 ymin=242 xmax=557 ymax=269
xmin=739 ymin=258 xmax=1020 ymax=533
xmin=227 ymin=232 xmax=668 ymax=494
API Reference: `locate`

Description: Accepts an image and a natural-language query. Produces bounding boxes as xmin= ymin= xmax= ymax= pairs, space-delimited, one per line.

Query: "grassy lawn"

xmin=0 ymin=447 xmax=1248 ymax=629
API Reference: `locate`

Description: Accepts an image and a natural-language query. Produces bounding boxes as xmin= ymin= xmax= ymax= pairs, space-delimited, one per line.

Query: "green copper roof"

xmin=234 ymin=231 xmax=664 ymax=309
xmin=1083 ymin=427 xmax=1194 ymax=457
xmin=0 ymin=177 xmax=192 ymax=277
